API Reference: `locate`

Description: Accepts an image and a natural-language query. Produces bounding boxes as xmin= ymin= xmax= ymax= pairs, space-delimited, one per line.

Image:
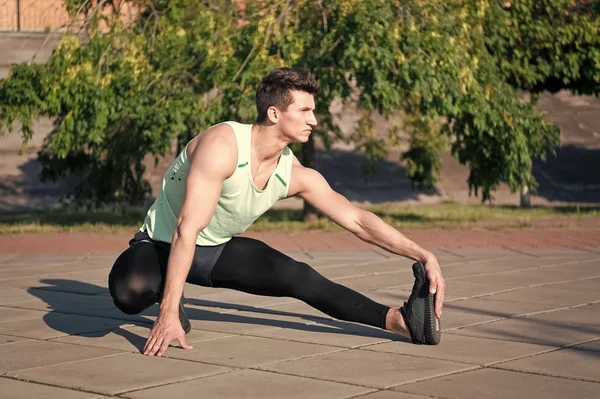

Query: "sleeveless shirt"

xmin=141 ymin=121 xmax=293 ymax=245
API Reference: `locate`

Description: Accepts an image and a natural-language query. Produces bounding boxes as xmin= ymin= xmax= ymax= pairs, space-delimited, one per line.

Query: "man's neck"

xmin=251 ymin=123 xmax=288 ymax=164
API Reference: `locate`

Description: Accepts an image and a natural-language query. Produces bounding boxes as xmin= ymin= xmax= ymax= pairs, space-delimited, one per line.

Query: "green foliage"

xmin=0 ymin=0 xmax=596 ymax=206
xmin=485 ymin=0 xmax=600 ymax=95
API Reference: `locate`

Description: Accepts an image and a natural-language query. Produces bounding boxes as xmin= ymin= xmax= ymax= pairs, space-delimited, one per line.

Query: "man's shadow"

xmin=27 ymin=279 xmax=156 ymax=352
xmin=29 ymin=279 xmax=404 ymax=353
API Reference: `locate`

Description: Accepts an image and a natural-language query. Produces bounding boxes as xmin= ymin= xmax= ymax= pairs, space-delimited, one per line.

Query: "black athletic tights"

xmin=108 ymin=236 xmax=389 ymax=330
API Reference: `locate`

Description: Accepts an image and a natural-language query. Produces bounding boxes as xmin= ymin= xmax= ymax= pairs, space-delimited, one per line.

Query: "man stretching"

xmin=109 ymin=67 xmax=445 ymax=357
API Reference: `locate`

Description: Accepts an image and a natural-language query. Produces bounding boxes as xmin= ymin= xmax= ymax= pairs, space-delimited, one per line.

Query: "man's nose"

xmin=308 ymin=112 xmax=318 ymax=126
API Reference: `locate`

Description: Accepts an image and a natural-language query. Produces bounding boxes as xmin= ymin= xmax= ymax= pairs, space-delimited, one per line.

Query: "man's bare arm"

xmin=143 ymin=124 xmax=236 ymax=356
xmin=288 ymin=160 xmax=445 ymax=317
xmin=159 ymin=126 xmax=236 ymax=312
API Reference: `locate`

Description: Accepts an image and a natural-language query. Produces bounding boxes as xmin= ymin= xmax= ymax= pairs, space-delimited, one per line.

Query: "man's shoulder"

xmin=187 ymin=123 xmax=238 ymax=175
xmin=194 ymin=123 xmax=237 ymax=151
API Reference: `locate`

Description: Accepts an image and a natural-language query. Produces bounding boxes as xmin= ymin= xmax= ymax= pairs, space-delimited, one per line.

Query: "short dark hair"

xmin=255 ymin=68 xmax=319 ymax=123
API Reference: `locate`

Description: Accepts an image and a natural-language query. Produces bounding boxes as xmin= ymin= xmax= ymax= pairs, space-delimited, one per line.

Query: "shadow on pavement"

xmin=444 ymin=300 xmax=600 ymax=352
xmin=28 ymin=280 xmax=152 ymax=352
xmin=28 ymin=279 xmax=405 ymax=352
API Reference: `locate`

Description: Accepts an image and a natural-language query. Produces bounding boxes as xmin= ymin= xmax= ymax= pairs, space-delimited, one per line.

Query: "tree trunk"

xmin=520 ymin=185 xmax=531 ymax=208
xmin=302 ymin=134 xmax=319 ymax=222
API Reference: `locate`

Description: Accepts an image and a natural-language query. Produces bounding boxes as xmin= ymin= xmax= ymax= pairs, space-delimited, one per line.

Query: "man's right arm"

xmin=143 ymin=124 xmax=236 ymax=356
xmin=159 ymin=125 xmax=237 ymax=313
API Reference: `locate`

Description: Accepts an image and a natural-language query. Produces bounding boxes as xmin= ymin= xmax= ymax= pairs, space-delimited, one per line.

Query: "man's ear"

xmin=267 ymin=106 xmax=280 ymax=123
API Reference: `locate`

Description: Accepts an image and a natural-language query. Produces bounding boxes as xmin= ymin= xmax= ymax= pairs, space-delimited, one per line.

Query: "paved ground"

xmin=0 ymin=230 xmax=598 ymax=398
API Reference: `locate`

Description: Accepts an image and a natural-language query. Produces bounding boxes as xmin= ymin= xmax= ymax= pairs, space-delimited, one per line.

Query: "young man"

xmin=109 ymin=68 xmax=445 ymax=357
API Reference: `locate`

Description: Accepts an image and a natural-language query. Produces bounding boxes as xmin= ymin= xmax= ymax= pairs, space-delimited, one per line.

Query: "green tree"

xmin=1 ymin=0 xmax=597 ymax=210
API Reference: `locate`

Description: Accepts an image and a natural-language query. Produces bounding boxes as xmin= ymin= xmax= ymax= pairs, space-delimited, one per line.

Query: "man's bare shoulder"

xmin=288 ymin=158 xmax=327 ymax=197
xmin=187 ymin=123 xmax=237 ymax=177
xmin=189 ymin=123 xmax=236 ymax=154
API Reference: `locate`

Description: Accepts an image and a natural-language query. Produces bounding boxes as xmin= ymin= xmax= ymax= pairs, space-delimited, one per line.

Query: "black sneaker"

xmin=157 ymin=294 xmax=191 ymax=335
xmin=399 ymin=262 xmax=441 ymax=345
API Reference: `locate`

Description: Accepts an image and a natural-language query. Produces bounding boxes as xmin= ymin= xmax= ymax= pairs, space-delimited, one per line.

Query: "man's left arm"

xmin=288 ymin=163 xmax=445 ymax=317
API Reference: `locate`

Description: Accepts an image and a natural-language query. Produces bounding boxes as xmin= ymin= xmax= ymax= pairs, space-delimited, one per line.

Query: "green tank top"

xmin=141 ymin=121 xmax=293 ymax=245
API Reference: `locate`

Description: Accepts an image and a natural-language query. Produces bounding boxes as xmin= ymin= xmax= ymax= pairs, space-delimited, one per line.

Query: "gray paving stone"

xmin=8 ymin=353 xmax=231 ymax=395
xmin=180 ymin=284 xmax=227 ymax=298
xmin=233 ymin=308 xmax=322 ymax=325
xmin=332 ymin=272 xmax=415 ymax=292
xmin=495 ymin=347 xmax=600 ymax=382
xmin=124 ymin=369 xmax=372 ymax=399
xmin=183 ymin=301 xmax=242 ymax=315
xmin=319 ymin=262 xmax=412 ymax=280
xmin=0 ymin=277 xmax=107 ymax=293
xmin=0 ymin=261 xmax=110 ymax=279
xmin=363 ymin=333 xmax=554 ymax=366
xmin=353 ymin=391 xmax=433 ymax=399
xmin=186 ymin=310 xmax=283 ymax=335
xmin=440 ymin=256 xmax=555 ymax=279
xmin=260 ymin=349 xmax=474 ymax=389
xmin=528 ymin=304 xmax=600 ymax=327
xmin=363 ymin=289 xmax=411 ymax=308
xmin=449 ymin=248 xmax=516 ymax=257
xmin=192 ymin=290 xmax=297 ymax=309
xmin=52 ymin=326 xmax=233 ymax=352
xmin=0 ymin=255 xmax=18 ymax=264
xmin=1 ymin=255 xmax=86 ymax=266
xmin=8 ymin=289 xmax=115 ymax=311
xmin=510 ymin=249 xmax=598 ymax=257
xmin=0 ymin=340 xmax=123 ymax=373
xmin=38 ymin=278 xmax=109 ymax=293
xmin=445 ymin=298 xmax=560 ymax=318
xmin=305 ymin=251 xmax=387 ymax=261
xmin=439 ymin=309 xmax=504 ymax=330
xmin=450 ymin=312 xmax=600 ymax=346
xmin=264 ymin=300 xmax=338 ymax=319
xmin=395 ymin=368 xmax=600 ymax=399
xmin=0 ymin=313 xmax=134 ymax=339
xmin=0 ymin=288 xmax=46 ymax=305
xmin=572 ymin=339 xmax=600 ymax=352
xmin=0 ymin=334 xmax=30 ymax=345
xmin=456 ymin=265 xmax=598 ymax=288
xmin=439 ymin=280 xmax=517 ymax=299
xmin=13 ymin=297 xmax=151 ymax=324
xmin=167 ymin=335 xmax=342 ymax=367
xmin=250 ymin=320 xmax=400 ymax=348
xmin=0 ymin=377 xmax=102 ymax=399
xmin=311 ymin=258 xmax=382 ymax=269
xmin=482 ymin=283 xmax=600 ymax=307
xmin=0 ymin=306 xmax=47 ymax=322
xmin=536 ymin=275 xmax=600 ymax=292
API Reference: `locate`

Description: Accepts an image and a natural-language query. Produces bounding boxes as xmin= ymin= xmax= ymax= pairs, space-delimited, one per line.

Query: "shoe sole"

xmin=414 ymin=262 xmax=442 ymax=345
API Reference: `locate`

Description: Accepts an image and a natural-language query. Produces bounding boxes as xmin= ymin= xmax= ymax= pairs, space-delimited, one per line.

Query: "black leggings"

xmin=108 ymin=236 xmax=390 ymax=329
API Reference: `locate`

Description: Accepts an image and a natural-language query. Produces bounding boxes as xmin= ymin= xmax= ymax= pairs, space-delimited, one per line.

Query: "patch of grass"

xmin=0 ymin=210 xmax=145 ymax=234
xmin=0 ymin=203 xmax=599 ymax=234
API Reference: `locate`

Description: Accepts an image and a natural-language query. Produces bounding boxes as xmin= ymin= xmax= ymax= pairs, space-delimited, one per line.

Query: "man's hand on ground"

xmin=424 ymin=254 xmax=445 ymax=319
xmin=143 ymin=311 xmax=192 ymax=356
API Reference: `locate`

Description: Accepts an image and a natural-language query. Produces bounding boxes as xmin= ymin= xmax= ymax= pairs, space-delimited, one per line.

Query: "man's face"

xmin=276 ymin=90 xmax=318 ymax=143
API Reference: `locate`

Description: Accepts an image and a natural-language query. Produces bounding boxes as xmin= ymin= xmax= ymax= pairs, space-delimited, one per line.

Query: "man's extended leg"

xmin=209 ymin=236 xmax=411 ymax=337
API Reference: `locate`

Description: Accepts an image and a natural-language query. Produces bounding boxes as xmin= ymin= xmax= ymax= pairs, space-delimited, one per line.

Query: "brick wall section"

xmin=0 ymin=0 xmax=19 ymax=30
xmin=0 ymin=0 xmax=138 ymax=31
xmin=1 ymin=0 xmax=246 ymax=32
xmin=1 ymin=0 xmax=70 ymax=31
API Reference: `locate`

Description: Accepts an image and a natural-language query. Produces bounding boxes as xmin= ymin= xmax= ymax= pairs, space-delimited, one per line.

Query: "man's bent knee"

xmin=109 ymin=273 xmax=158 ymax=315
